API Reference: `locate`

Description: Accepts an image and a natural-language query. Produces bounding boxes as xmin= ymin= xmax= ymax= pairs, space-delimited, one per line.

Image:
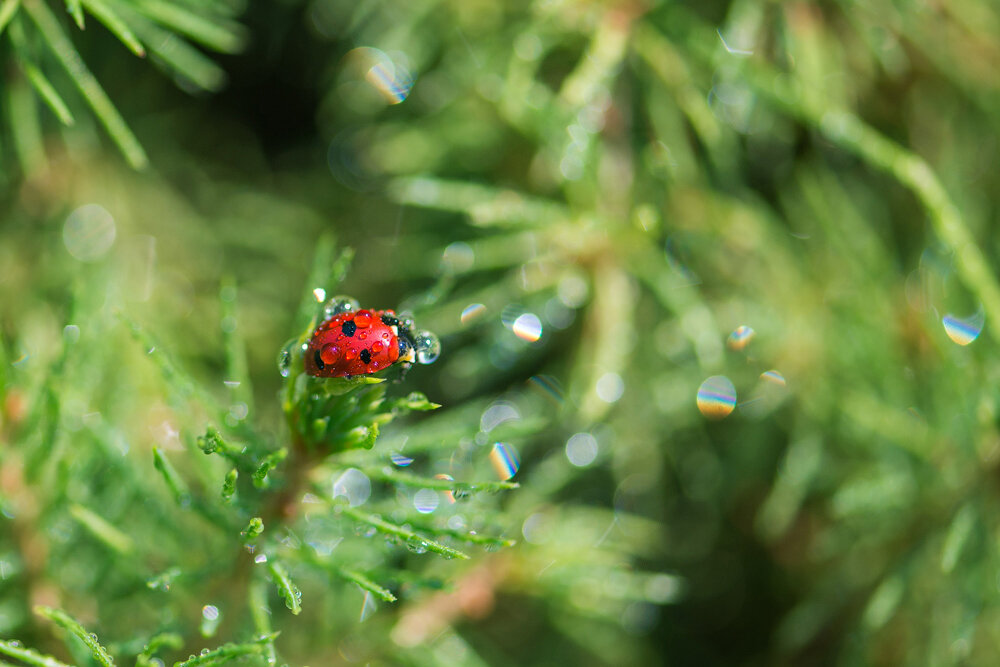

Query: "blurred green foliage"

xmin=3 ymin=0 xmax=1000 ymax=665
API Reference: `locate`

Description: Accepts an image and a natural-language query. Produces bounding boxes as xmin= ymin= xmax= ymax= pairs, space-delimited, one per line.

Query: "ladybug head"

xmin=381 ymin=312 xmax=416 ymax=364
xmin=396 ymin=333 xmax=416 ymax=364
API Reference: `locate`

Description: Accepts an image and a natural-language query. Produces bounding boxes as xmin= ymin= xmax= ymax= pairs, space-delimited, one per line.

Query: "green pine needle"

xmin=68 ymin=503 xmax=135 ymax=555
xmin=267 ymin=561 xmax=302 ymax=615
xmin=21 ymin=62 xmax=74 ymax=125
xmin=0 ymin=0 xmax=21 ymax=40
xmin=0 ymin=640 xmax=71 ymax=667
xmin=153 ymin=445 xmax=193 ymax=508
xmin=172 ymin=633 xmax=278 ymax=667
xmin=365 ymin=467 xmax=518 ymax=494
xmin=64 ymin=0 xmax=83 ymax=28
xmin=22 ymin=0 xmax=148 ymax=169
xmin=81 ymin=0 xmax=145 ymax=56
xmin=34 ymin=606 xmax=116 ymax=667
xmin=132 ymin=0 xmax=245 ymax=53
xmin=221 ymin=467 xmax=238 ymax=502
xmin=339 ymin=505 xmax=470 ymax=560
xmin=334 ymin=567 xmax=397 ymax=603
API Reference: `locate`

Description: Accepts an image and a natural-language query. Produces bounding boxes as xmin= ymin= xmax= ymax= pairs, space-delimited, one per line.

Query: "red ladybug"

xmin=304 ymin=309 xmax=417 ymax=377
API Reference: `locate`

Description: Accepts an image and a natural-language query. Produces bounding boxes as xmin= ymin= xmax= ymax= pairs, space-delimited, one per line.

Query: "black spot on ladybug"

xmin=359 ymin=349 xmax=372 ymax=364
xmin=314 ymin=349 xmax=325 ymax=370
xmin=341 ymin=320 xmax=357 ymax=337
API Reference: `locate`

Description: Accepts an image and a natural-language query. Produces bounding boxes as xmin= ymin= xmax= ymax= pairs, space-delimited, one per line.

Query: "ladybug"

xmin=304 ymin=309 xmax=417 ymax=378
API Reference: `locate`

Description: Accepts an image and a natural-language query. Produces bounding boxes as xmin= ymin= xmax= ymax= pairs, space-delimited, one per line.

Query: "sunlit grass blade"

xmin=132 ymin=0 xmax=245 ymax=53
xmin=81 ymin=0 xmax=145 ymax=56
xmin=22 ymin=0 xmax=148 ymax=169
xmin=35 ymin=606 xmax=115 ymax=667
xmin=21 ymin=61 xmax=74 ymax=125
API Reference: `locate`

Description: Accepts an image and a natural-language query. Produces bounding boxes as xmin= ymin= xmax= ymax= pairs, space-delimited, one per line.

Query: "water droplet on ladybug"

xmin=345 ymin=347 xmax=359 ymax=361
xmin=372 ymin=341 xmax=384 ymax=353
xmin=354 ymin=310 xmax=373 ymax=328
xmin=320 ymin=344 xmax=340 ymax=364
xmin=359 ymin=332 xmax=368 ymax=341
xmin=414 ymin=330 xmax=441 ymax=364
xmin=323 ymin=295 xmax=359 ymax=319
xmin=382 ymin=331 xmax=390 ymax=340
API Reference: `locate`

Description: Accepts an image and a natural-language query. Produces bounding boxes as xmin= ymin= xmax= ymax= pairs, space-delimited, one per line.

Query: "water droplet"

xmin=312 ymin=287 xmax=327 ymax=302
xmin=481 ymin=401 xmax=520 ymax=432
xmin=354 ymin=524 xmax=377 ymax=538
xmin=727 ymin=325 xmax=755 ymax=350
xmin=696 ymin=375 xmax=737 ymax=419
xmin=354 ymin=310 xmax=373 ymax=328
xmin=461 ymin=303 xmax=487 ymax=325
xmin=435 ymin=473 xmax=456 ymax=503
xmin=63 ymin=324 xmax=80 ymax=343
xmin=760 ymin=370 xmax=786 ymax=386
xmin=413 ymin=488 xmax=440 ymax=514
xmin=323 ymin=296 xmax=359 ymax=319
xmin=942 ymin=311 xmax=984 ymax=346
xmin=489 ymin=442 xmax=520 ymax=480
xmin=405 ymin=537 xmax=429 ymax=554
xmin=254 ymin=554 xmax=268 ymax=564
xmin=344 ymin=347 xmax=359 ymax=361
xmin=201 ymin=648 xmax=211 ymax=656
xmin=277 ymin=338 xmax=298 ymax=377
xmin=512 ymin=313 xmax=543 ymax=342
xmin=64 ymin=203 xmax=116 ymax=262
xmin=390 ymin=453 xmax=414 ymax=467
xmin=332 ymin=468 xmax=371 ymax=507
xmin=321 ymin=344 xmax=340 ymax=364
xmin=528 ymin=375 xmax=564 ymax=403
xmin=414 ymin=330 xmax=441 ymax=364
xmin=372 ymin=341 xmax=384 ymax=353
xmin=566 ymin=432 xmax=598 ymax=467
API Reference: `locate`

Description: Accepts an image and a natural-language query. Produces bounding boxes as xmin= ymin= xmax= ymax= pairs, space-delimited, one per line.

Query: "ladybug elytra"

xmin=304 ymin=308 xmax=417 ymax=378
